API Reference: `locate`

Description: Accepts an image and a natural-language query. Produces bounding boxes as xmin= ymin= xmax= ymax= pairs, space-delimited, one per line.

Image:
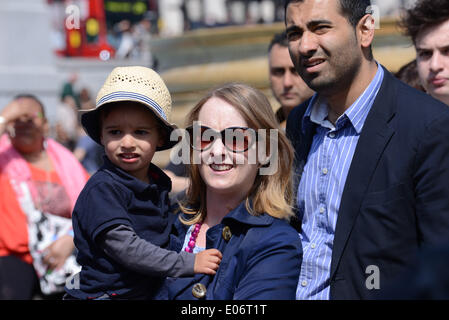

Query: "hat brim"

xmin=80 ymin=99 xmax=179 ymax=151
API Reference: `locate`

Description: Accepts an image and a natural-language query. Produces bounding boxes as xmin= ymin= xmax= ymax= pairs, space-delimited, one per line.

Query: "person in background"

xmin=72 ymin=132 xmax=104 ymax=175
xmin=60 ymin=73 xmax=80 ymax=108
xmin=132 ymin=15 xmax=154 ymax=67
xmin=73 ymin=87 xmax=104 ymax=175
xmin=54 ymin=94 xmax=79 ymax=151
xmin=0 ymin=94 xmax=89 ymax=299
xmin=268 ymin=30 xmax=314 ymax=128
xmin=400 ymin=0 xmax=449 ymax=105
xmin=394 ymin=59 xmax=425 ymax=92
xmin=78 ymin=87 xmax=95 ymax=110
xmin=163 ymin=160 xmax=189 ymax=200
xmin=114 ymin=20 xmax=135 ymax=59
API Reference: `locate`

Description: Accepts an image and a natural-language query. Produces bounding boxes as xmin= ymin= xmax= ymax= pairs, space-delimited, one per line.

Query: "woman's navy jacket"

xmin=165 ymin=201 xmax=303 ymax=300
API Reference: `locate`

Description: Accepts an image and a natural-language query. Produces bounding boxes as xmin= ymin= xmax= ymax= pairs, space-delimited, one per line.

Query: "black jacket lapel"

xmin=330 ymin=67 xmax=397 ymax=280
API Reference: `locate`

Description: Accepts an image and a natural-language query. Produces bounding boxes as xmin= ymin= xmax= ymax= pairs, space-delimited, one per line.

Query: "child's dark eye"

xmin=135 ymin=130 xmax=149 ymax=135
xmin=108 ymin=129 xmax=121 ymax=135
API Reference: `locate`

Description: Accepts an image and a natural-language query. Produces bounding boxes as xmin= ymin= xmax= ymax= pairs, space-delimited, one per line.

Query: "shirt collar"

xmin=302 ymin=63 xmax=384 ymax=134
xmin=102 ymin=155 xmax=171 ymax=194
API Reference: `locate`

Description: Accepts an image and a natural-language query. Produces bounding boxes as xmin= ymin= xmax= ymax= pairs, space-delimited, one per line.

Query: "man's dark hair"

xmin=284 ymin=0 xmax=372 ymax=27
xmin=400 ymin=0 xmax=449 ymax=44
xmin=394 ymin=59 xmax=425 ymax=92
xmin=268 ymin=31 xmax=288 ymax=53
xmin=13 ymin=93 xmax=46 ymax=118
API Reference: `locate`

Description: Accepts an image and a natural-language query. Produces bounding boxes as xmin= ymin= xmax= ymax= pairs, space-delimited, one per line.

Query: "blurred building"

xmin=0 ymin=0 xmax=419 ymax=168
xmin=44 ymin=0 xmax=421 ymax=56
xmin=157 ymin=0 xmax=419 ymax=35
xmin=372 ymin=0 xmax=417 ymax=17
xmin=0 ymin=0 xmax=59 ymax=122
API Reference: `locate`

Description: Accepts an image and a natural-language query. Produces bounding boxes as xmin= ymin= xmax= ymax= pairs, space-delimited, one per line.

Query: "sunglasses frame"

xmin=185 ymin=125 xmax=257 ymax=153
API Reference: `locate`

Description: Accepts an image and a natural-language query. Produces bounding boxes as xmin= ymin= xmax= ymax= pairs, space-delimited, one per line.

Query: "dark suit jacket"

xmin=286 ymin=66 xmax=449 ymax=299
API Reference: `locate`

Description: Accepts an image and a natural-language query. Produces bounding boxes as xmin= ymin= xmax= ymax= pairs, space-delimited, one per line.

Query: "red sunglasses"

xmin=185 ymin=125 xmax=256 ymax=153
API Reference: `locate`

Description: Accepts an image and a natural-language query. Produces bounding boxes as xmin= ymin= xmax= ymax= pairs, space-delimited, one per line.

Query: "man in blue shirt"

xmin=285 ymin=0 xmax=449 ymax=299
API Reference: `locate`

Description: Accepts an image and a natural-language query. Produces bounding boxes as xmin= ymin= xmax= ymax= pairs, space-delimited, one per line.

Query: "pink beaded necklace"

xmin=185 ymin=222 xmax=202 ymax=253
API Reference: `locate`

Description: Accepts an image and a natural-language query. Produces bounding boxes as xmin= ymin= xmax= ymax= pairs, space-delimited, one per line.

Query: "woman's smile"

xmin=209 ymin=163 xmax=234 ymax=172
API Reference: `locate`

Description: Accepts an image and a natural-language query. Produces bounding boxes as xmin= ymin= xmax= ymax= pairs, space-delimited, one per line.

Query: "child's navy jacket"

xmin=66 ymin=157 xmax=174 ymax=299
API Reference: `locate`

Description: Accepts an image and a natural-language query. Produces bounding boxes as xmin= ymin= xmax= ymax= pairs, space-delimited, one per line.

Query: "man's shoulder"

xmin=289 ymin=99 xmax=311 ymax=121
xmin=376 ymin=71 xmax=449 ymax=125
xmin=395 ymin=79 xmax=449 ymax=121
xmin=286 ymin=99 xmax=312 ymax=136
xmin=384 ymin=69 xmax=446 ymax=109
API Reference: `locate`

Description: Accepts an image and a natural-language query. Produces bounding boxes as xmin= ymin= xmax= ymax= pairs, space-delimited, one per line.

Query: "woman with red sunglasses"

xmin=163 ymin=83 xmax=302 ymax=300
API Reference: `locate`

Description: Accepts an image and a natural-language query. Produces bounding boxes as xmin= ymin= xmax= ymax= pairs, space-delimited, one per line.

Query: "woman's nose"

xmin=208 ymin=136 xmax=227 ymax=161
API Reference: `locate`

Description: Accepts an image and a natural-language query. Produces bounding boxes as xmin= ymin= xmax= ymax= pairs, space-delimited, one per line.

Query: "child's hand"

xmin=194 ymin=249 xmax=222 ymax=275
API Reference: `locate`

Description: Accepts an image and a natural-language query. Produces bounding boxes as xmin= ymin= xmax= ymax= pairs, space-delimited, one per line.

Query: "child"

xmin=64 ymin=66 xmax=222 ymax=300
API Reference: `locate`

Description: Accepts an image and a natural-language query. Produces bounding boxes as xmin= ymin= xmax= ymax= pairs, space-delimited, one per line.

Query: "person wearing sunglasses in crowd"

xmin=162 ymin=82 xmax=302 ymax=300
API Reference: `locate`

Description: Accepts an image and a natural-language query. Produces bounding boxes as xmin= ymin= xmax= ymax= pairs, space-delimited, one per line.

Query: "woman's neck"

xmin=204 ymin=192 xmax=244 ymax=227
xmin=194 ymin=192 xmax=244 ymax=249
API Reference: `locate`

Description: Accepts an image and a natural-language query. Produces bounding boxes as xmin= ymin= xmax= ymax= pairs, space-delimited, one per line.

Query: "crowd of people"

xmin=53 ymin=74 xmax=104 ymax=175
xmin=1 ymin=0 xmax=449 ymax=300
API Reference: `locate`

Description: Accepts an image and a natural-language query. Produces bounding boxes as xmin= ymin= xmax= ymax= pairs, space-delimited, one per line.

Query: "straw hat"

xmin=81 ymin=66 xmax=178 ymax=151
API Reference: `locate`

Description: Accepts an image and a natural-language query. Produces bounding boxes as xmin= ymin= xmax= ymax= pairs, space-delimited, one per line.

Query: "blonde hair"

xmin=179 ymin=83 xmax=295 ymax=224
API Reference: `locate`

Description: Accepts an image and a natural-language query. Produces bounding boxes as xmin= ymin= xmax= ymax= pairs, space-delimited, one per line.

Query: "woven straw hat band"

xmin=96 ymin=66 xmax=172 ymax=122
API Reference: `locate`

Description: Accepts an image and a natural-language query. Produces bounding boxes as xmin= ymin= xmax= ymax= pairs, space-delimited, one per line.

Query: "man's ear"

xmin=358 ymin=14 xmax=375 ymax=50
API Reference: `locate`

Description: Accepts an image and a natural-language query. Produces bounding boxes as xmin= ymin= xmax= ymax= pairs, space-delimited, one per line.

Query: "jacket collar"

xmin=101 ymin=155 xmax=171 ymax=194
xmin=174 ymin=199 xmax=275 ymax=240
xmin=302 ymin=62 xmax=384 ymax=135
xmin=221 ymin=200 xmax=274 ymax=227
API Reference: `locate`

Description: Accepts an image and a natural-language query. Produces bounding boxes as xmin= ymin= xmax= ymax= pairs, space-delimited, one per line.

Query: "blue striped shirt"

xmin=296 ymin=65 xmax=384 ymax=300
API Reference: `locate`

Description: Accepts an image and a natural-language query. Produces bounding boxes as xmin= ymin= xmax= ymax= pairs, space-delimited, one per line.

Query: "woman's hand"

xmin=42 ymin=235 xmax=75 ymax=270
xmin=0 ymin=100 xmax=22 ymax=134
